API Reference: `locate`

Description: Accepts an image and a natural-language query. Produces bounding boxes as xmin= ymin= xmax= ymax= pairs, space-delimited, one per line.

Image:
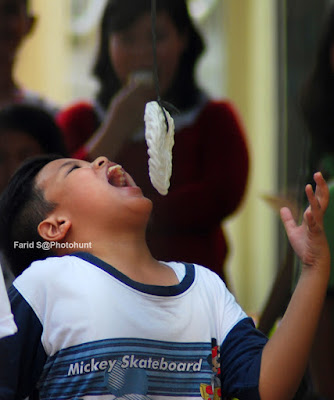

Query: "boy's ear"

xmin=38 ymin=216 xmax=71 ymax=242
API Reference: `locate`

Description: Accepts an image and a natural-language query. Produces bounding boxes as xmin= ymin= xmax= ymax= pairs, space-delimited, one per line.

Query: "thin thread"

xmin=151 ymin=0 xmax=169 ymax=132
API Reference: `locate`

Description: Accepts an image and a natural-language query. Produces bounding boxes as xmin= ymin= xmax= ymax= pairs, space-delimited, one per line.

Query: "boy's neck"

xmin=81 ymin=235 xmax=179 ymax=286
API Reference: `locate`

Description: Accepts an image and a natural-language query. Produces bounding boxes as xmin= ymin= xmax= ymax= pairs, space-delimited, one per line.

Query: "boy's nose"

xmin=92 ymin=156 xmax=108 ymax=169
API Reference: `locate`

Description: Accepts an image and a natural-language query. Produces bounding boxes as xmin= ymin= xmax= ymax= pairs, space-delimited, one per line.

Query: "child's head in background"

xmin=0 ymin=104 xmax=67 ymax=193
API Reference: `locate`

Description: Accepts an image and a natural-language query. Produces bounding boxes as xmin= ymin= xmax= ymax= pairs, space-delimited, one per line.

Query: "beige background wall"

xmin=223 ymin=0 xmax=278 ymax=313
xmin=15 ymin=0 xmax=71 ymax=104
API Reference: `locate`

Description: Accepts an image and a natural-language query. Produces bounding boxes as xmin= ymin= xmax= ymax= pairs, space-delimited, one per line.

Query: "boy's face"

xmin=0 ymin=0 xmax=34 ymax=62
xmin=35 ymin=157 xmax=152 ymax=230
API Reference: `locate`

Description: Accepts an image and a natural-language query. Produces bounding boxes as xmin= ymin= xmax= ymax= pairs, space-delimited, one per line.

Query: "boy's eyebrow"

xmin=58 ymin=160 xmax=79 ymax=174
xmin=58 ymin=160 xmax=76 ymax=170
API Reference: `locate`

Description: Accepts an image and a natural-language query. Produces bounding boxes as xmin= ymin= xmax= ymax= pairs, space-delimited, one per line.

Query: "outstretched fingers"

xmin=280 ymin=172 xmax=329 ymax=264
xmin=313 ymin=172 xmax=329 ymax=211
xmin=304 ymin=172 xmax=329 ymax=233
xmin=280 ymin=206 xmax=297 ymax=233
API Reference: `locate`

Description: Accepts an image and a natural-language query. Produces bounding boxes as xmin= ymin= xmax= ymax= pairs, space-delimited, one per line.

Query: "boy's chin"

xmin=141 ymin=197 xmax=154 ymax=215
xmin=138 ymin=197 xmax=154 ymax=221
xmin=126 ymin=195 xmax=153 ymax=217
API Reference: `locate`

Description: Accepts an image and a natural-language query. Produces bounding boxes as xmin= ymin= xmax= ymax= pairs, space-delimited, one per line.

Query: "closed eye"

xmin=67 ymin=164 xmax=81 ymax=174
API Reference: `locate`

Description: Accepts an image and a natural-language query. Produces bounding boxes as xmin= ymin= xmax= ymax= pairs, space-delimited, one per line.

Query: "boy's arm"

xmin=259 ymin=172 xmax=330 ymax=400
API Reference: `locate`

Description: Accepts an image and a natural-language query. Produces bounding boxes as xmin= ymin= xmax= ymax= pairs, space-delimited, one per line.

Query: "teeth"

xmin=118 ymin=175 xmax=126 ymax=187
xmin=108 ymin=165 xmax=120 ymax=174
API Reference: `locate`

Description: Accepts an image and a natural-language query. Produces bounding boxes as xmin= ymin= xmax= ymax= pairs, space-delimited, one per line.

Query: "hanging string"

xmin=151 ymin=0 xmax=170 ymax=132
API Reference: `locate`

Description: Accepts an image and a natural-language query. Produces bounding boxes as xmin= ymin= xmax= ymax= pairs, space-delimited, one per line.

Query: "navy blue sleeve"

xmin=220 ymin=317 xmax=268 ymax=400
xmin=0 ymin=285 xmax=47 ymax=399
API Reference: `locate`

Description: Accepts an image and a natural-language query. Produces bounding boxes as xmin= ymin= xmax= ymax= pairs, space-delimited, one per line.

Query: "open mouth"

xmin=107 ymin=164 xmax=127 ymax=187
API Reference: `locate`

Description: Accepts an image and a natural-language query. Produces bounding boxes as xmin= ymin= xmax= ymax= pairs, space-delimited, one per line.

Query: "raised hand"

xmin=110 ymin=80 xmax=156 ymax=140
xmin=280 ymin=172 xmax=330 ymax=267
xmin=87 ymin=81 xmax=156 ymax=160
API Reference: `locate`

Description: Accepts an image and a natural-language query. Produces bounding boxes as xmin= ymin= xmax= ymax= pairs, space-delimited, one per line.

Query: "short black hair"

xmin=93 ymin=0 xmax=205 ymax=111
xmin=0 ymin=154 xmax=62 ymax=277
xmin=0 ymin=103 xmax=68 ymax=157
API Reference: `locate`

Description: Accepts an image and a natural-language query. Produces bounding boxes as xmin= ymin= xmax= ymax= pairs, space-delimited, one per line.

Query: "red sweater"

xmin=56 ymin=99 xmax=249 ymax=284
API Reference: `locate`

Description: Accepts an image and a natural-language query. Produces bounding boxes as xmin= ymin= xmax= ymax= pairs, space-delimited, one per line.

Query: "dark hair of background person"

xmin=93 ymin=0 xmax=205 ymax=111
xmin=300 ymin=5 xmax=334 ymax=176
xmin=0 ymin=154 xmax=62 ymax=277
xmin=0 ymin=104 xmax=68 ymax=156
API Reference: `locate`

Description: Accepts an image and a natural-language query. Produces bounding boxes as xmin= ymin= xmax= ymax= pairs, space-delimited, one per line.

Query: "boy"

xmin=0 ymin=154 xmax=330 ymax=400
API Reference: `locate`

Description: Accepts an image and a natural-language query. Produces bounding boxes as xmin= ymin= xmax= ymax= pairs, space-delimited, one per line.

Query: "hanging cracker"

xmin=144 ymin=101 xmax=175 ymax=195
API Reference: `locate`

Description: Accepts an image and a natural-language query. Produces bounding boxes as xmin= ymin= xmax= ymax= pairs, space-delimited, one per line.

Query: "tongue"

xmin=109 ymin=171 xmax=125 ymax=187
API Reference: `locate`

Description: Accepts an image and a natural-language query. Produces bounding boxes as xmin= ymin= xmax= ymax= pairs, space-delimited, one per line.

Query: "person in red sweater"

xmin=56 ymin=0 xmax=249 ymax=284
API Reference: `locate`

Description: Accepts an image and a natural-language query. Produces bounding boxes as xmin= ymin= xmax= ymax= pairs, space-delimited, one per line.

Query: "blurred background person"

xmin=258 ymin=5 xmax=334 ymax=398
xmin=0 ymin=0 xmax=57 ymax=113
xmin=56 ymin=0 xmax=250 ymax=286
xmin=299 ymin=5 xmax=334 ymax=398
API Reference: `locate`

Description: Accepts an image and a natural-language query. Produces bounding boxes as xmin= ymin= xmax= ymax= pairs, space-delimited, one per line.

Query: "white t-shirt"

xmin=1 ymin=253 xmax=266 ymax=399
